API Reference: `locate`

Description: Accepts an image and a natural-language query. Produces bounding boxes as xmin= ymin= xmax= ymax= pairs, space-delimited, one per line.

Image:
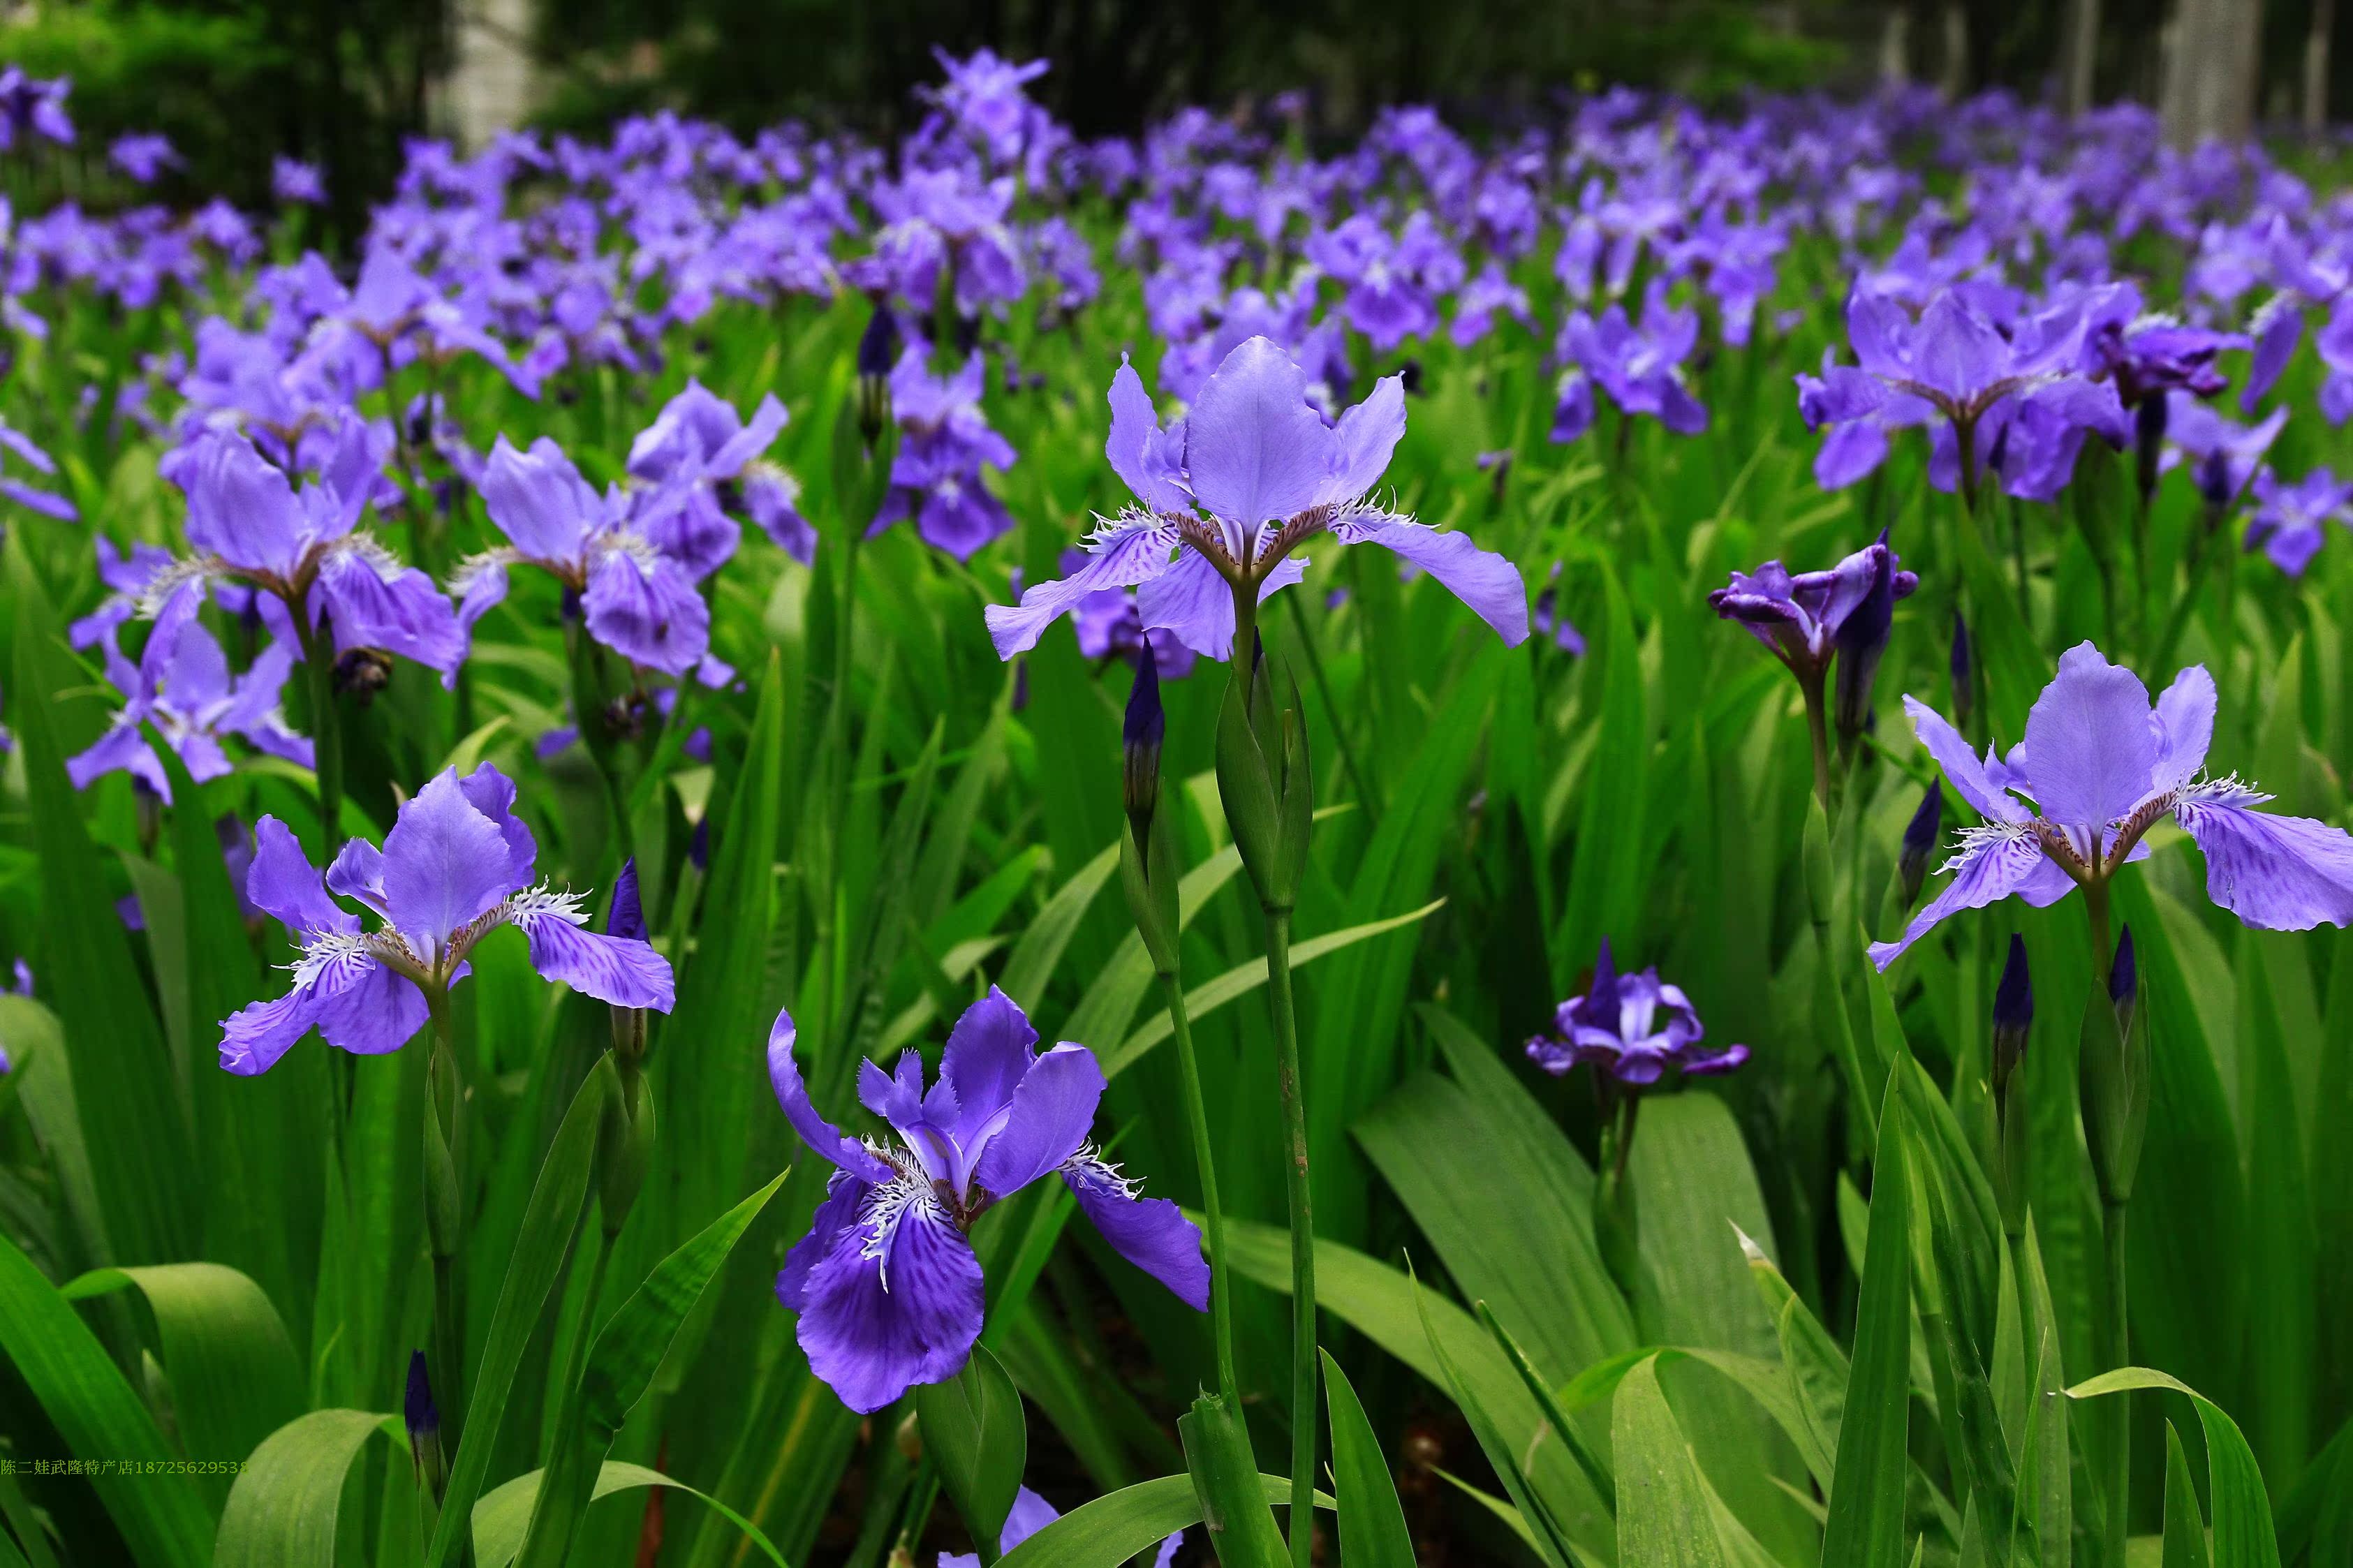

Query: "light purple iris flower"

xmin=1797 ymin=290 xmax=2122 ymax=498
xmin=872 ymin=348 xmax=1017 ymax=560
xmin=151 ymin=425 xmax=465 ymax=684
xmin=1526 ymin=939 xmax=1748 ymax=1085
xmin=456 ymin=434 xmax=711 ymax=678
xmin=1871 ymin=643 xmax=2353 ymax=969
xmin=219 ymin=764 xmax=674 ymax=1075
xmin=1552 ymin=284 xmax=1708 ymax=440
xmin=108 ymin=133 xmax=180 ymax=184
xmin=986 ymin=336 xmax=1528 ymax=662
xmin=67 ymin=597 xmax=311 ymax=801
xmin=929 ymin=47 xmax=1049 ymax=163
xmin=939 ymin=1487 xmax=1179 ymax=1568
xmin=769 ymin=987 xmax=1207 ymax=1414
xmin=624 ymin=380 xmax=788 ymax=580
xmin=2244 ymin=467 xmax=2353 ymax=577
xmin=272 ymin=156 xmax=326 ymax=206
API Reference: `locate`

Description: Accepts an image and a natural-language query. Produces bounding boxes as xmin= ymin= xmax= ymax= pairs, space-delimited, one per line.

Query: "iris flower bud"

xmin=608 ymin=857 xmax=651 ymax=1070
xmin=855 ymin=304 xmax=900 ymax=447
xmin=1991 ymin=933 xmax=2032 ymax=1108
xmin=2109 ymin=923 xmax=2137 ymax=1028
xmin=1831 ymin=530 xmax=1898 ymax=742
xmin=405 ymin=1349 xmax=445 ymax=1497
xmin=1898 ymin=781 xmax=1942 ymax=908
xmin=2134 ymin=394 xmax=2169 ymax=508
xmin=1122 ymin=642 xmax=1165 ymax=849
xmin=2081 ymin=922 xmax=2149 ymax=1208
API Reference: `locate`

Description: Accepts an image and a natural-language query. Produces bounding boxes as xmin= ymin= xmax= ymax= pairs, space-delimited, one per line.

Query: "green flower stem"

xmin=1262 ymin=906 xmax=1318 ymax=1568
xmin=297 ymin=618 xmax=346 ymax=845
xmin=2102 ymin=1197 xmax=2131 ymax=1568
xmin=1158 ymin=972 xmax=1239 ymax=1408
xmin=1797 ymin=665 xmax=1836 ymax=814
xmin=422 ymin=986 xmax=467 ymax=1477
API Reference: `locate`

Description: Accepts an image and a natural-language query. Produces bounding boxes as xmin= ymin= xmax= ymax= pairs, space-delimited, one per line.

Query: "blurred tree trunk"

xmin=2062 ymin=0 xmax=2100 ymax=112
xmin=2162 ymin=0 xmax=2262 ymax=147
xmin=2308 ymin=0 xmax=2337 ymax=135
xmin=1878 ymin=8 xmax=1911 ymax=84
xmin=1939 ymin=2 xmax=1969 ymax=96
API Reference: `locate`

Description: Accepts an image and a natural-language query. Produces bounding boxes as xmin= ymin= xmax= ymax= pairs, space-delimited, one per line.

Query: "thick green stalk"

xmin=1797 ymin=666 xmax=1836 ymax=814
xmin=2102 ymin=1199 xmax=2130 ymax=1568
xmin=1262 ymin=908 xmax=1317 ymax=1568
xmin=1159 ymin=973 xmax=1239 ymax=1407
xmin=300 ymin=620 xmax=345 ymax=843
xmin=422 ymin=989 xmax=468 ymax=1474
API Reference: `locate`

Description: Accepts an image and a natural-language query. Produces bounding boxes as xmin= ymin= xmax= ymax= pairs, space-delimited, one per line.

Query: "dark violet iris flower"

xmin=987 ymin=336 xmax=1528 ymax=662
xmin=624 ymin=380 xmax=789 ymax=580
xmin=1552 ymin=283 xmax=1708 ymax=441
xmin=109 ymin=133 xmax=180 ymax=185
xmin=151 ymin=424 xmax=464 ymax=684
xmin=770 ymin=988 xmax=1207 ymax=1413
xmin=2244 ymin=467 xmax=2352 ymax=577
xmin=872 ymin=348 xmax=1018 ymax=559
xmin=1871 ymin=643 xmax=2353 ymax=969
xmin=1709 ymin=531 xmax=1917 ymax=686
xmin=0 ymin=68 xmax=73 ymax=149
xmin=68 ymin=596 xmax=311 ymax=801
xmin=272 ymin=156 xmax=326 ymax=206
xmin=458 ymin=434 xmax=712 ymax=678
xmin=220 ymin=764 xmax=674 ymax=1074
xmin=1526 ymin=939 xmax=1748 ymax=1085
xmin=940 ymin=1487 xmax=1179 ymax=1568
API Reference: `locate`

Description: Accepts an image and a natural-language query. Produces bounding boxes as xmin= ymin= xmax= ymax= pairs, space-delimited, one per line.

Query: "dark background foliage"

xmin=0 ymin=0 xmax=2343 ymax=226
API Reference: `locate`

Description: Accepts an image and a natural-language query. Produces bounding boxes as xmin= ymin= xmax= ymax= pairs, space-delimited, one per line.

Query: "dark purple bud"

xmin=2134 ymin=396 xmax=2167 ymax=508
xmin=1991 ymin=933 xmax=2031 ymax=1104
xmin=404 ymin=1349 xmax=445 ymax=1492
xmin=609 ymin=857 xmax=647 ymax=942
xmin=559 ymin=585 xmax=584 ymax=621
xmin=2195 ymin=448 xmax=2234 ymax=516
xmin=1986 ymin=418 xmax=2010 ymax=479
xmin=1832 ymin=531 xmax=1898 ymax=740
xmin=1949 ymin=614 xmax=1975 ymax=729
xmin=1399 ymin=358 xmax=1424 ymax=396
xmin=1898 ymin=781 xmax=1942 ymax=908
xmin=855 ymin=306 xmax=899 ymax=441
xmin=2109 ymin=924 xmax=2137 ymax=1009
xmin=1123 ymin=640 xmax=1165 ymax=841
xmin=1587 ymin=937 xmax=1623 ymax=1022
xmin=688 ymin=814 xmax=709 ymax=872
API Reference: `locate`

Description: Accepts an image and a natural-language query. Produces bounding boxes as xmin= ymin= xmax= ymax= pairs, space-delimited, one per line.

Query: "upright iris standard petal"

xmin=970 ymin=1044 xmax=1105 ymax=1196
xmin=2022 ymin=644 xmax=2158 ymax=836
xmin=1182 ymin=337 xmax=1332 ymax=533
xmin=378 ymin=771 xmax=517 ymax=949
xmin=932 ymin=984 xmax=1040 ymax=1141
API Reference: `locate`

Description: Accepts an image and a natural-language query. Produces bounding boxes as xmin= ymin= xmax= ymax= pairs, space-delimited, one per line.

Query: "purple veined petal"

xmin=1135 ymin=548 xmax=1306 ymax=661
xmin=249 ymin=815 xmax=359 ymax=936
xmin=983 ymin=513 xmax=1179 ymax=660
xmin=454 ymin=762 xmax=538 ymax=892
xmin=635 ymin=485 xmax=742 ymax=581
xmin=1847 ymin=293 xmax=1912 ymax=382
xmin=1324 ymin=373 xmax=1406 ymax=504
xmin=705 ymin=392 xmax=790 ymax=479
xmin=860 ymin=1053 xmax=931 ymax=1143
xmin=1001 ymin=1488 xmax=1063 ymax=1555
xmin=2147 ymin=665 xmax=2218 ymax=800
xmin=313 ymin=550 xmax=466 ymax=677
xmin=65 ymin=725 xmax=159 ymax=799
xmin=480 ymin=435 xmax=600 ymax=563
xmin=314 ymin=960 xmax=431 ymax=1056
xmin=1183 ymin=336 xmax=1333 ymax=535
xmin=216 ymin=637 xmax=299 ymax=736
xmin=1912 ymin=293 xmax=2009 ymax=405
xmin=767 ymin=1007 xmax=896 ymax=1185
xmin=1814 ymin=420 xmax=1889 ymax=489
xmin=1798 ymin=362 xmax=1891 ymax=429
xmin=1061 ymin=1150 xmax=1209 ymax=1310
xmin=452 ymin=559 xmax=512 ymax=637
xmin=1900 ymin=696 xmax=2029 ymax=824
xmin=178 ymin=431 xmax=307 ymax=575
xmin=2174 ymin=783 xmax=2353 ymax=930
xmin=931 ymin=986 xmax=1039 ymax=1146
xmin=1104 ymin=358 xmax=1190 ymax=513
xmin=583 ymin=549 xmax=709 ymax=678
xmin=972 ymin=1043 xmax=1105 ymax=1198
xmin=174 ymin=731 xmax=235 ymax=788
xmin=2023 ymin=643 xmax=2159 ymax=838
xmin=327 ymin=838 xmax=390 ymax=918
xmin=1868 ymin=826 xmax=2051 ymax=970
xmin=777 ymin=1169 xmax=867 ymax=1313
xmin=219 ymin=978 xmax=336 ymax=1075
xmin=1550 ymin=369 xmax=1595 ymax=444
xmin=518 ymin=913 xmax=676 ymax=1010
xmin=795 ymin=1185 xmax=984 ymax=1414
xmin=379 ymin=769 xmax=523 ymax=949
xmin=1331 ymin=513 xmax=1529 ymax=645
xmin=244 ymin=723 xmax=316 ymax=771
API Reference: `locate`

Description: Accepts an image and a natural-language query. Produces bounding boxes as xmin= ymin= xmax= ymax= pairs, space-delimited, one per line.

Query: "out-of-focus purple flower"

xmin=71 ymin=539 xmax=179 ymax=650
xmin=928 ymin=47 xmax=1049 ymax=164
xmin=2162 ymin=394 xmax=2286 ymax=514
xmin=987 ymin=338 xmax=1527 ymax=661
xmin=153 ymin=422 xmax=464 ymax=684
xmin=1305 ymin=212 xmax=1459 ymax=353
xmin=873 ymin=348 xmax=1017 ymax=560
xmin=272 ymin=156 xmax=327 ymax=206
xmin=1059 ymin=545 xmax=1197 ymax=676
xmin=0 ymin=417 xmax=78 ymax=522
xmin=744 ymin=462 xmax=813 ymax=564
xmin=219 ymin=765 xmax=674 ymax=1074
xmin=1899 ymin=781 xmax=1942 ymax=906
xmin=459 ymin=434 xmax=711 ymax=677
xmin=625 ymin=380 xmax=788 ymax=579
xmin=769 ymin=988 xmax=1206 ymax=1412
xmin=109 ymin=133 xmax=179 ymax=184
xmin=1526 ymin=938 xmax=1748 ymax=1086
xmin=2244 ymin=467 xmax=2353 ymax=576
xmin=1451 ymin=261 xmax=1532 ymax=348
xmin=1872 ymin=643 xmax=2353 ymax=968
xmin=1709 ymin=531 xmax=1917 ymax=688
xmin=67 ymin=604 xmax=311 ymax=801
xmin=1554 ymin=283 xmax=1706 ymax=438
xmin=939 ymin=1487 xmax=1180 ymax=1568
xmin=0 ymin=68 xmax=74 ymax=149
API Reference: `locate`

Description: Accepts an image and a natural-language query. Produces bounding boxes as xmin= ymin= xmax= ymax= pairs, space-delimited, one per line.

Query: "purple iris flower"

xmin=1709 ymin=531 xmax=1917 ymax=685
xmin=70 ymin=538 xmax=179 ymax=651
xmin=1871 ymin=643 xmax=2353 ymax=970
xmin=0 ymin=417 xmax=78 ymax=522
xmin=769 ymin=988 xmax=1207 ymax=1414
xmin=940 ymin=1487 xmax=1179 ymax=1568
xmin=68 ymin=600 xmax=311 ymax=801
xmin=928 ymin=47 xmax=1049 ymax=164
xmin=109 ymin=133 xmax=179 ymax=184
xmin=1304 ymin=212 xmax=1452 ymax=353
xmin=272 ymin=156 xmax=326 ymax=206
xmin=459 ymin=434 xmax=712 ymax=678
xmin=624 ymin=380 xmax=789 ymax=580
xmin=1451 ymin=261 xmax=1533 ymax=348
xmin=152 ymin=425 xmax=465 ymax=684
xmin=2161 ymin=394 xmax=2285 ymax=513
xmin=872 ymin=348 xmax=1017 ymax=560
xmin=744 ymin=464 xmax=813 ymax=564
xmin=986 ymin=337 xmax=1528 ymax=662
xmin=219 ymin=764 xmax=674 ymax=1075
xmin=1797 ymin=290 xmax=2122 ymax=498
xmin=2081 ymin=285 xmax=2245 ymax=406
xmin=1554 ymin=284 xmax=1708 ymax=438
xmin=1526 ymin=940 xmax=1748 ymax=1085
xmin=2244 ymin=468 xmax=2353 ymax=577
xmin=1052 ymin=548 xmax=1198 ymax=677
xmin=0 ymin=68 xmax=74 ymax=149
